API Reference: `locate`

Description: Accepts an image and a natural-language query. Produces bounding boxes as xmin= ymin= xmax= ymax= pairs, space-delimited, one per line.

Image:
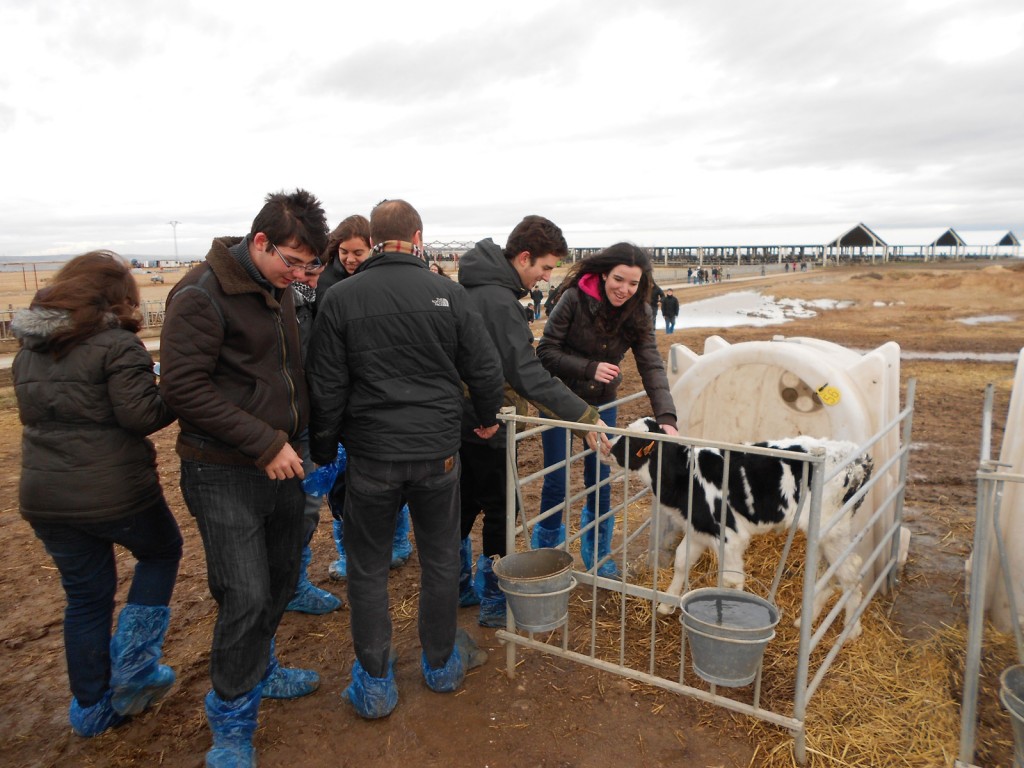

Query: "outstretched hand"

xmin=585 ymin=419 xmax=612 ymax=455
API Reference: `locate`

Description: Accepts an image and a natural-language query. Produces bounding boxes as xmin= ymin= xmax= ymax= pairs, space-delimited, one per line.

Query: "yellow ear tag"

xmin=636 ymin=441 xmax=656 ymax=458
xmin=816 ymin=383 xmax=841 ymax=406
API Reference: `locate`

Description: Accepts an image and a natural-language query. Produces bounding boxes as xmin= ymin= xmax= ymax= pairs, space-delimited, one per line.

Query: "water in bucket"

xmin=685 ymin=593 xmax=777 ymax=632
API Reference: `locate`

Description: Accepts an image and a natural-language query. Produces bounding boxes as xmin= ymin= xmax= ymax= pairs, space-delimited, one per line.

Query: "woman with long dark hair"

xmin=12 ymin=251 xmax=182 ymax=736
xmin=535 ymin=243 xmax=678 ymax=577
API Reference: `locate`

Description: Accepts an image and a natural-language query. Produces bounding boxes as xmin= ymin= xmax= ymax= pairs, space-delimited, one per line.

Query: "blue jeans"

xmin=665 ymin=316 xmax=676 ymax=334
xmin=538 ymin=405 xmax=617 ymax=530
xmin=180 ymin=460 xmax=305 ymax=699
xmin=30 ymin=499 xmax=182 ymax=706
xmin=344 ymin=453 xmax=461 ymax=676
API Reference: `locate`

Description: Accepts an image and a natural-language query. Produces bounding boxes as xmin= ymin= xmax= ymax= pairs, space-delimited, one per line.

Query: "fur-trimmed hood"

xmin=11 ymin=307 xmax=120 ymax=350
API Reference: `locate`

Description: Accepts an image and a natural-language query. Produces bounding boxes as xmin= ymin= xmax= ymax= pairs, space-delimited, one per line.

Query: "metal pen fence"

xmin=957 ymin=384 xmax=1024 ymax=768
xmin=0 ymin=300 xmax=166 ymax=342
xmin=496 ymin=384 xmax=913 ymax=765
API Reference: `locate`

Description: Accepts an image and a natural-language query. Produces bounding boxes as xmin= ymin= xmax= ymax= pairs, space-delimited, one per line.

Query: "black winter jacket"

xmin=307 ymin=248 xmax=504 ymax=465
xmin=458 ymin=239 xmax=597 ymax=446
xmin=160 ymin=237 xmax=309 ymax=469
xmin=538 ymin=287 xmax=677 ymax=427
xmin=13 ymin=309 xmax=173 ymax=523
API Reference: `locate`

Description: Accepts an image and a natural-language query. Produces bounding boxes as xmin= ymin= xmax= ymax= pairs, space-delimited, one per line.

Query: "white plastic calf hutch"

xmin=498 ymin=336 xmax=914 ymax=766
xmin=666 ymin=335 xmax=910 ymax=590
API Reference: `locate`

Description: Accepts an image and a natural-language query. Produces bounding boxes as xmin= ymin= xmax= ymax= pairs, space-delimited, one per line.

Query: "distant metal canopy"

xmin=827 ymin=222 xmax=887 ymax=248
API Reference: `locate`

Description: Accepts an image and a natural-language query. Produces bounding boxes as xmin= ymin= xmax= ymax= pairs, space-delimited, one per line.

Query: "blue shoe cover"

xmin=345 ymin=658 xmax=398 ymax=719
xmin=458 ymin=538 xmax=480 ymax=607
xmin=329 ymin=519 xmax=347 ymax=581
xmin=110 ymin=603 xmax=175 ymax=716
xmin=472 ymin=554 xmax=489 ymax=605
xmin=580 ymin=506 xmax=621 ymax=579
xmin=390 ymin=504 xmax=413 ymax=568
xmin=262 ymin=641 xmax=320 ymax=699
xmin=422 ymin=646 xmax=465 ymax=693
xmin=70 ymin=690 xmax=126 ymax=737
xmin=477 ymin=556 xmax=506 ymax=628
xmin=204 ymin=688 xmax=260 ymax=768
xmin=530 ymin=523 xmax=566 ymax=550
xmin=287 ymin=546 xmax=343 ymax=614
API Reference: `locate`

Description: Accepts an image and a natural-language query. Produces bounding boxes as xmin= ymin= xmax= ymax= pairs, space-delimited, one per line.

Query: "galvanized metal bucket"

xmin=1000 ymin=665 xmax=1024 ymax=768
xmin=679 ymin=587 xmax=780 ymax=687
xmin=494 ymin=548 xmax=575 ymax=632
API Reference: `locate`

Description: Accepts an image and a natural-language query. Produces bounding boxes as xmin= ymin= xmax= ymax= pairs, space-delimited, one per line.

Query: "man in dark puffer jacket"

xmin=308 ymin=199 xmax=503 ymax=719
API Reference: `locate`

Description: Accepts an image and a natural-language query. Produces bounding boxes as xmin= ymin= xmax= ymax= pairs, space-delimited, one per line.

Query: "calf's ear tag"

xmin=816 ymin=383 xmax=840 ymax=406
xmin=636 ymin=440 xmax=656 ymax=458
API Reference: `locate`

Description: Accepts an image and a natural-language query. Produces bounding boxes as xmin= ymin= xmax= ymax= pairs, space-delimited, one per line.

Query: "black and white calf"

xmin=606 ymin=418 xmax=873 ymax=639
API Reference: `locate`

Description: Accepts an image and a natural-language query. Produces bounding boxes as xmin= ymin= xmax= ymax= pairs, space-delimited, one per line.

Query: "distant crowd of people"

xmin=12 ymin=193 xmax=677 ymax=766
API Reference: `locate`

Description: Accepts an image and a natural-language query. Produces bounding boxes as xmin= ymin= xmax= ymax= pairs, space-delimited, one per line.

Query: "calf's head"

xmin=606 ymin=417 xmax=664 ymax=471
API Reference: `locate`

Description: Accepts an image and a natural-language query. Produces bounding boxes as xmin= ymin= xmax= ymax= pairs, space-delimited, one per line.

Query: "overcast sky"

xmin=2 ymin=0 xmax=1022 ymax=259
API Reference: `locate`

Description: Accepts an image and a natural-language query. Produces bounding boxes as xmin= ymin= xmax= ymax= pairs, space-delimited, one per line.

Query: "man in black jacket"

xmin=661 ymin=288 xmax=680 ymax=334
xmin=456 ymin=215 xmax=608 ymax=627
xmin=307 ymin=199 xmax=503 ymax=718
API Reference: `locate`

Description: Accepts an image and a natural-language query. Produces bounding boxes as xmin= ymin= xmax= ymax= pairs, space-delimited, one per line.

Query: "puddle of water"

xmin=958 ymin=315 xmax=1014 ymax=326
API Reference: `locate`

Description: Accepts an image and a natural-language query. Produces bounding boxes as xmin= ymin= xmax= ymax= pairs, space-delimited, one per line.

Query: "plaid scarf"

xmin=372 ymin=240 xmax=423 ymax=259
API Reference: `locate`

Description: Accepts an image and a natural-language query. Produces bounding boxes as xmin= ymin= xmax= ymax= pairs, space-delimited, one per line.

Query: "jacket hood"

xmin=13 ymin=307 xmax=122 ymax=351
xmin=11 ymin=307 xmax=71 ymax=346
xmin=458 ymin=238 xmax=527 ymax=298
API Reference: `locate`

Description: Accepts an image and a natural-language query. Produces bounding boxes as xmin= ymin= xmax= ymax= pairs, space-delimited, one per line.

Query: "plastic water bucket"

xmin=1001 ymin=665 xmax=1024 ymax=767
xmin=493 ymin=548 xmax=575 ymax=632
xmin=679 ymin=587 xmax=780 ymax=687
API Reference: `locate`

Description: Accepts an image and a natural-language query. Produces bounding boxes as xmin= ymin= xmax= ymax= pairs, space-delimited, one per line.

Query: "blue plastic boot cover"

xmin=262 ymin=639 xmax=320 ymax=699
xmin=329 ymin=518 xmax=347 ymax=580
xmin=390 ymin=504 xmax=413 ymax=568
xmin=345 ymin=658 xmax=398 ymax=719
xmin=581 ymin=506 xmax=620 ymax=578
xmin=477 ymin=556 xmax=506 ymax=628
xmin=530 ymin=523 xmax=566 ymax=550
xmin=595 ymin=511 xmax=621 ymax=579
xmin=421 ymin=645 xmax=465 ymax=693
xmin=109 ymin=603 xmax=175 ymax=716
xmin=302 ymin=443 xmax=347 ymax=497
xmin=458 ymin=538 xmax=481 ymax=607
xmin=286 ymin=545 xmax=342 ymax=615
xmin=70 ymin=690 xmax=126 ymax=737
xmin=472 ymin=553 xmax=488 ymax=600
xmin=204 ymin=687 xmax=261 ymax=768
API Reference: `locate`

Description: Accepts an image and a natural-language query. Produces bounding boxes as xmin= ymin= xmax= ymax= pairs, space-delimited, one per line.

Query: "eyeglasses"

xmin=271 ymin=243 xmax=323 ymax=274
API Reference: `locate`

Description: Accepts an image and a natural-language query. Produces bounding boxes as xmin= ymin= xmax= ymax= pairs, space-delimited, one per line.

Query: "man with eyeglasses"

xmin=159 ymin=189 xmax=329 ymax=768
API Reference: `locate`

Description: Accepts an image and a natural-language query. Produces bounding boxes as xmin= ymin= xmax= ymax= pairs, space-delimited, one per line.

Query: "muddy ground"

xmin=1 ymin=261 xmax=1022 ymax=767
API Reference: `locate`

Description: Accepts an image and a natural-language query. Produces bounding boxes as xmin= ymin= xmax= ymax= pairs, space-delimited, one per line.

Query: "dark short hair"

xmin=370 ymin=199 xmax=422 ymax=244
xmin=504 ymin=215 xmax=568 ymax=263
xmin=323 ymin=214 xmax=371 ymax=264
xmin=250 ymin=189 xmax=329 ymax=256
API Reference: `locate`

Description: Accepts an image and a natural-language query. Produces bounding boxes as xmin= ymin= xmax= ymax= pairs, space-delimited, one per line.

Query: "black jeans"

xmin=344 ymin=453 xmax=461 ymax=676
xmin=180 ymin=460 xmax=304 ymax=699
xmin=459 ymin=441 xmax=517 ymax=558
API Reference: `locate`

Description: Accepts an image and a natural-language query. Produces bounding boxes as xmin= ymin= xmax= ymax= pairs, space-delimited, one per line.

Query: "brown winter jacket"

xmin=13 ymin=310 xmax=173 ymax=524
xmin=537 ymin=286 xmax=677 ymax=428
xmin=159 ymin=237 xmax=309 ymax=468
